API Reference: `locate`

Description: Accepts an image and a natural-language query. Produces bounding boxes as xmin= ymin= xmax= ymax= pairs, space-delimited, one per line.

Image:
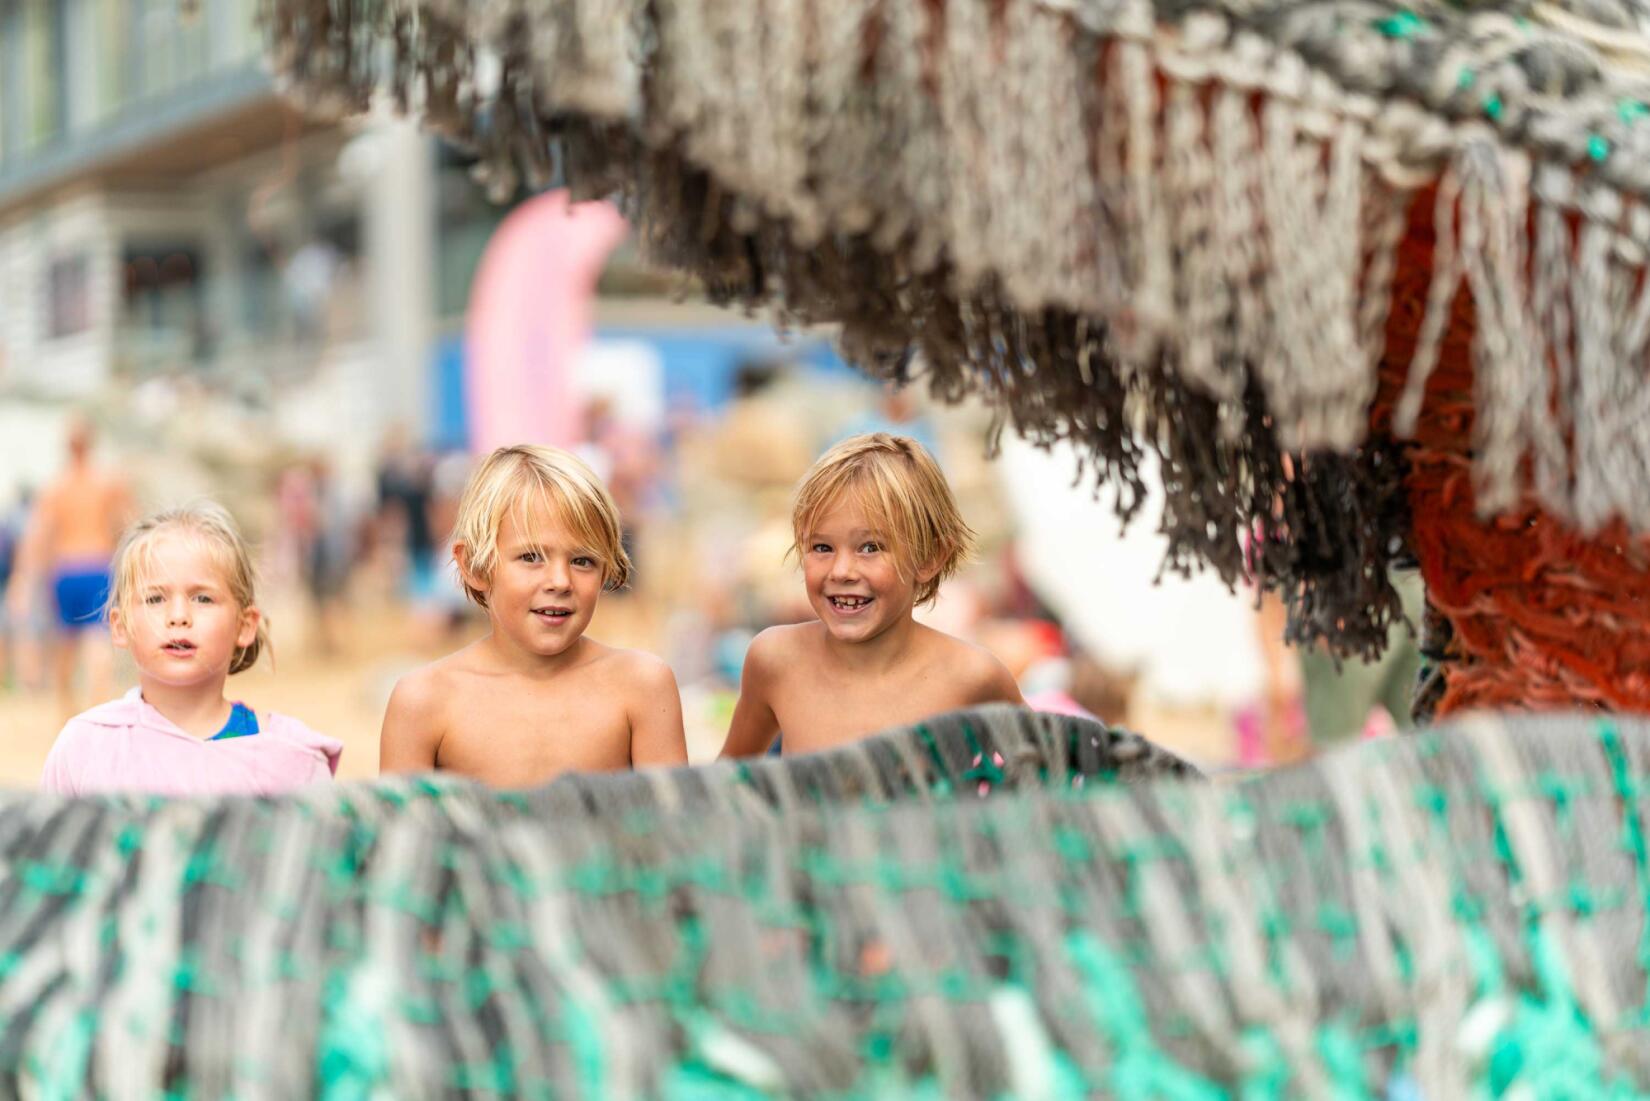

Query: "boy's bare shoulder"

xmin=738 ymin=623 xmax=821 ymax=692
xmin=924 ymin=628 xmax=1024 ymax=704
xmin=602 ymin=645 xmax=677 ymax=692
xmin=746 ymin=622 xmax=819 ymax=668
xmin=388 ymin=645 xmax=494 ymax=717
xmin=395 ymin=647 xmax=474 ymax=694
xmin=387 ymin=661 xmax=442 ymax=710
xmin=381 ymin=651 xmax=479 ymax=769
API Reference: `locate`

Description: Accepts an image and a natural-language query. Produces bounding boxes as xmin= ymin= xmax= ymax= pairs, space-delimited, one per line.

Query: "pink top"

xmin=1026 ymin=690 xmax=1095 ymax=720
xmin=41 ymin=688 xmax=343 ymax=797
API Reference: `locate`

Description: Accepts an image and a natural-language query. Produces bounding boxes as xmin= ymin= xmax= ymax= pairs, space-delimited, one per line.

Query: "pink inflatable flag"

xmin=464 ymin=190 xmax=628 ymax=453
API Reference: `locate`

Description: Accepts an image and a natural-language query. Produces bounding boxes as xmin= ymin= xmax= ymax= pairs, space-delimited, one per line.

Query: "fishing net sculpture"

xmin=9 ymin=707 xmax=1650 ymax=1096
xmin=265 ymin=0 xmax=1650 ymax=715
xmin=221 ymin=3 xmax=1650 ymax=1095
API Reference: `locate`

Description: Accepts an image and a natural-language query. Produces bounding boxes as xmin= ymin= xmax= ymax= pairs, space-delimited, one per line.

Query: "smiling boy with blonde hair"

xmin=720 ymin=433 xmax=1022 ymax=758
xmin=380 ymin=444 xmax=686 ymax=786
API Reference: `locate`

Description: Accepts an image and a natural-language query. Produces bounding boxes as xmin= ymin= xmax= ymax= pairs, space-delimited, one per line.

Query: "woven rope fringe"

xmin=9 ymin=711 xmax=1650 ymax=1096
xmin=1398 ymin=136 xmax=1650 ymax=532
xmin=261 ymin=1 xmax=1418 ymax=441
xmin=263 ymin=0 xmax=1650 ymax=631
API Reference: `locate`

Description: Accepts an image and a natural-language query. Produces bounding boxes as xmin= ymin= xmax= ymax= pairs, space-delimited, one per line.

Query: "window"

xmin=0 ymin=47 xmax=10 ymax=170
xmin=134 ymin=0 xmax=211 ymax=99
xmin=222 ymin=0 xmax=264 ymax=65
xmin=93 ymin=0 xmax=133 ymax=123
xmin=139 ymin=0 xmax=178 ymax=98
xmin=47 ymin=255 xmax=92 ymax=339
xmin=22 ymin=0 xmax=63 ymax=150
xmin=122 ymin=244 xmax=208 ymax=365
xmin=178 ymin=2 xmax=211 ymax=84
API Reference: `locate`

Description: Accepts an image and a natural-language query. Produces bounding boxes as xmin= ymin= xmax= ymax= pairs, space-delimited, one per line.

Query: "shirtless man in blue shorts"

xmin=4 ymin=418 xmax=132 ymax=719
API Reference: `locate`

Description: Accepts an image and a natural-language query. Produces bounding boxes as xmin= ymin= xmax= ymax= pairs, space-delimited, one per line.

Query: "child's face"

xmin=111 ymin=536 xmax=259 ymax=690
xmin=472 ymin=505 xmax=604 ymax=660
xmin=802 ymin=497 xmax=933 ymax=645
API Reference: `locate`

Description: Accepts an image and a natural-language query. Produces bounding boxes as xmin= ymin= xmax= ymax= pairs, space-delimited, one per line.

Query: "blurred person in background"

xmin=1243 ymin=589 xmax=1309 ymax=766
xmin=0 ymin=487 xmax=41 ymax=691
xmin=1239 ymin=485 xmax=1310 ymax=767
xmin=1296 ymin=568 xmax=1426 ymax=749
xmin=576 ymin=396 xmax=661 ymax=585
xmin=374 ymin=424 xmax=438 ymax=605
xmin=1241 ymin=575 xmax=1424 ymax=765
xmin=279 ymin=457 xmax=356 ymax=657
xmin=283 ymin=237 xmax=342 ymax=351
xmin=4 ymin=418 xmax=134 ymax=718
xmin=840 ymin=378 xmax=940 ymax=459
xmin=703 ymin=357 xmax=821 ymax=627
xmin=274 ymin=463 xmax=319 ymax=611
xmin=709 ymin=359 xmax=817 ymax=492
xmin=421 ymin=449 xmax=478 ymax=642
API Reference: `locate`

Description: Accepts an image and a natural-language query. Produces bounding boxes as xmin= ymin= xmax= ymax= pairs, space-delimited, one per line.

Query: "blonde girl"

xmin=41 ymin=502 xmax=341 ymax=796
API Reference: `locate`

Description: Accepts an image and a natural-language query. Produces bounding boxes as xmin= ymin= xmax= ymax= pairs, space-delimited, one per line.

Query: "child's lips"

xmin=161 ymin=640 xmax=198 ymax=657
xmin=531 ymin=607 xmax=574 ymax=624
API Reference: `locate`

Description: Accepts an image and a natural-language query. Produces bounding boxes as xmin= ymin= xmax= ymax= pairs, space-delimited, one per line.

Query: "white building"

xmin=0 ymin=0 xmax=505 ymax=443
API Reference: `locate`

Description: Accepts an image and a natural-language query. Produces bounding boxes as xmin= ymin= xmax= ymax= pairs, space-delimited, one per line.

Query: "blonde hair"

xmin=791 ymin=433 xmax=974 ymax=607
xmin=451 ymin=444 xmax=632 ymax=607
xmin=109 ymin=501 xmax=269 ymax=675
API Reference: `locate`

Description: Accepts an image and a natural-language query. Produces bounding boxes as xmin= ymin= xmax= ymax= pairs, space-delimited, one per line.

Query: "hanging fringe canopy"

xmin=263 ymin=0 xmax=1650 ymax=666
xmin=8 ymin=705 xmax=1650 ymax=1096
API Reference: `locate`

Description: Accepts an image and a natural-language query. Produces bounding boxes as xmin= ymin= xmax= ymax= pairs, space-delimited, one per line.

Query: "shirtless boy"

xmin=380 ymin=444 xmax=687 ymax=786
xmin=720 ymin=433 xmax=1023 ymax=758
xmin=4 ymin=417 xmax=132 ymax=718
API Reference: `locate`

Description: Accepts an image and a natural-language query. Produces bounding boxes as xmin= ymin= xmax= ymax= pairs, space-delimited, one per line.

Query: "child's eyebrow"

xmin=502 ymin=540 xmax=590 ymax=555
xmin=808 ymin=529 xmax=888 ymax=541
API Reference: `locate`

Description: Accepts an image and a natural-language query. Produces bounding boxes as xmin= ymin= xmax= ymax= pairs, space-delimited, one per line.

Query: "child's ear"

xmin=915 ymin=557 xmax=943 ymax=585
xmin=108 ymin=609 xmax=130 ymax=652
xmin=236 ymin=605 xmax=262 ymax=650
xmin=453 ymin=543 xmax=485 ymax=593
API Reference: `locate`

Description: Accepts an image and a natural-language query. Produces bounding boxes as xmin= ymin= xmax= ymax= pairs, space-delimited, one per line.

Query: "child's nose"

xmin=166 ymin=599 xmax=191 ymax=625
xmin=829 ymin=552 xmax=859 ymax=579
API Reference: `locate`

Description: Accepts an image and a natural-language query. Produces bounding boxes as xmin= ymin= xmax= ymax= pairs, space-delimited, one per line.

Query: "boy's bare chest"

xmin=770 ymin=666 xmax=970 ymax=754
xmin=435 ymin=685 xmax=632 ymax=787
